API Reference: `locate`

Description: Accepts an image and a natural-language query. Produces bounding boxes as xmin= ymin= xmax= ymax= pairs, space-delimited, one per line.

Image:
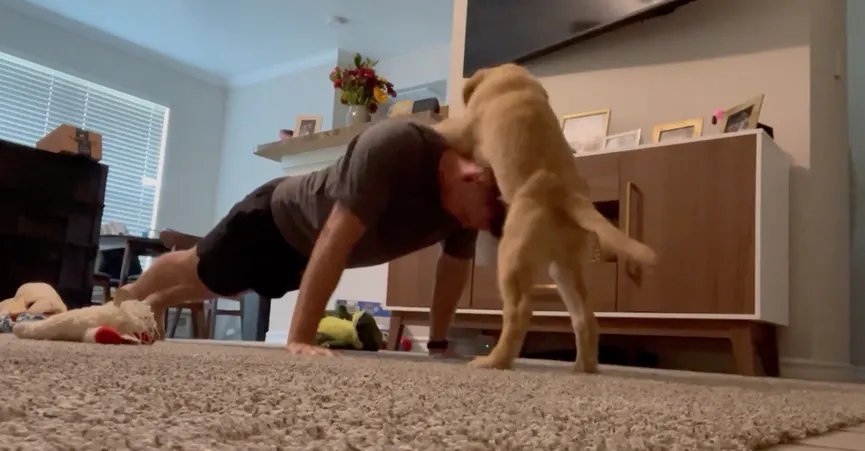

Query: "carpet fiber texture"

xmin=2 ymin=336 xmax=865 ymax=450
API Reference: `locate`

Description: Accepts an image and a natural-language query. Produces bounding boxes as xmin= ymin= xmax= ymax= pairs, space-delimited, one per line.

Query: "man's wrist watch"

xmin=426 ymin=339 xmax=449 ymax=351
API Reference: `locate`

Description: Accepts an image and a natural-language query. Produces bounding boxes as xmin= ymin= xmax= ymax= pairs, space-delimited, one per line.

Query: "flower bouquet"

xmin=330 ymin=53 xmax=396 ymax=123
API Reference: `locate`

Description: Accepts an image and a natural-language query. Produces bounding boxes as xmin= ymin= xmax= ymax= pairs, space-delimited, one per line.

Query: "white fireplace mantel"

xmin=255 ymin=111 xmax=444 ymax=172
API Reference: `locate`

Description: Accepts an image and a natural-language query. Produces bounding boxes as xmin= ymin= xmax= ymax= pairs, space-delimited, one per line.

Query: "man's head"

xmin=279 ymin=129 xmax=294 ymax=140
xmin=438 ymin=149 xmax=502 ymax=231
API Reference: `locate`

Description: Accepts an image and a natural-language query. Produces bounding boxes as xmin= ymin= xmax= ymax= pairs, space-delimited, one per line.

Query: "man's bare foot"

xmin=142 ymin=297 xmax=166 ymax=340
xmin=113 ymin=285 xmax=136 ymax=304
xmin=286 ymin=342 xmax=337 ymax=357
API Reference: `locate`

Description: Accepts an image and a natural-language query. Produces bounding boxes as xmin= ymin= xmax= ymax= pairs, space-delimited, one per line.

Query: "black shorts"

xmin=196 ymin=178 xmax=308 ymax=299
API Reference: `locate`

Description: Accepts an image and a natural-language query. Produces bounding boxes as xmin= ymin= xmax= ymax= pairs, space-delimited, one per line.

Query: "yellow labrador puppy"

xmin=436 ymin=64 xmax=657 ymax=372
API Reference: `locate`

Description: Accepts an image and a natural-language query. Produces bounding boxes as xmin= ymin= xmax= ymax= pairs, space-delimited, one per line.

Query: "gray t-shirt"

xmin=271 ymin=119 xmax=477 ymax=268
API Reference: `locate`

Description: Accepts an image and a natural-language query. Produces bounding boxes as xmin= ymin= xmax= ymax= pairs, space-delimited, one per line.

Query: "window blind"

xmin=0 ymin=51 xmax=169 ymax=236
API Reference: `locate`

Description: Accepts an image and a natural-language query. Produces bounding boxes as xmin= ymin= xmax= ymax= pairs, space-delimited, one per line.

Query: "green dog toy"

xmin=316 ymin=305 xmax=384 ymax=351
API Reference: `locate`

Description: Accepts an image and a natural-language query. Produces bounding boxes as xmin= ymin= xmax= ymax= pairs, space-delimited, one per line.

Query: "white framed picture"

xmin=562 ymin=109 xmax=610 ymax=155
xmin=652 ymin=118 xmax=704 ymax=144
xmin=294 ymin=115 xmax=323 ymax=137
xmin=603 ymin=129 xmax=642 ymax=151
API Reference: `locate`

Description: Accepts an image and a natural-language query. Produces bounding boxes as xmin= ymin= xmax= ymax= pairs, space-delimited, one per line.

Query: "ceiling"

xmin=4 ymin=0 xmax=453 ymax=86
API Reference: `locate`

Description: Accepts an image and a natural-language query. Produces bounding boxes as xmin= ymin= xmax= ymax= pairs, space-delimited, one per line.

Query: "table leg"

xmin=387 ymin=314 xmax=405 ymax=351
xmin=118 ymin=241 xmax=133 ymax=286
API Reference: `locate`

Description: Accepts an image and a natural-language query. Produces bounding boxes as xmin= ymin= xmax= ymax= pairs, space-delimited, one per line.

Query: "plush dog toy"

xmin=13 ymin=300 xmax=157 ymax=344
xmin=0 ymin=282 xmax=68 ymax=317
xmin=3 ymin=283 xmax=157 ymax=345
xmin=316 ymin=305 xmax=384 ymax=351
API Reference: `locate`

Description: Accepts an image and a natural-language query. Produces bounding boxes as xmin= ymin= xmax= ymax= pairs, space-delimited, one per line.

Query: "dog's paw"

xmin=11 ymin=322 xmax=35 ymax=338
xmin=573 ymin=360 xmax=599 ymax=374
xmin=469 ymin=355 xmax=512 ymax=370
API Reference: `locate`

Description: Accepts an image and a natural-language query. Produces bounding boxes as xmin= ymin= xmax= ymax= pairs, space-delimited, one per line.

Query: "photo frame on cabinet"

xmin=294 ymin=115 xmax=323 ymax=137
xmin=653 ymin=118 xmax=703 ymax=144
xmin=603 ymin=129 xmax=642 ymax=152
xmin=721 ymin=94 xmax=765 ymax=133
xmin=562 ymin=109 xmax=610 ymax=155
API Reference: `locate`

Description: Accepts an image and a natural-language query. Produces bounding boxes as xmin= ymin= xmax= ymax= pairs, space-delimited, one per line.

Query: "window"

xmin=0 ymin=51 xmax=169 ymax=236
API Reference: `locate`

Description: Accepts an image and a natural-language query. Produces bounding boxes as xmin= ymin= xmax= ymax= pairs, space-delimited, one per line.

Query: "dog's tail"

xmin=564 ymin=188 xmax=658 ymax=268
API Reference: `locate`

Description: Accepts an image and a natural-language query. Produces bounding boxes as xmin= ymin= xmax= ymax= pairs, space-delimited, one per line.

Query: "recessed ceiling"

xmin=6 ymin=0 xmax=453 ymax=85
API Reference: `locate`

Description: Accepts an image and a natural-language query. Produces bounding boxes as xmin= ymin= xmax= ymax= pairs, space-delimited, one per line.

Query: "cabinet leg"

xmin=387 ymin=314 xmax=405 ymax=351
xmin=730 ymin=325 xmax=757 ymax=376
xmin=757 ymin=324 xmax=780 ymax=377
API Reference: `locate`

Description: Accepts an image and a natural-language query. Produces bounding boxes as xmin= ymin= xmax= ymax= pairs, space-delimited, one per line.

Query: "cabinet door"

xmin=385 ymin=245 xmax=471 ymax=309
xmin=470 ymin=235 xmax=618 ymax=312
xmin=617 ymin=136 xmax=756 ymax=314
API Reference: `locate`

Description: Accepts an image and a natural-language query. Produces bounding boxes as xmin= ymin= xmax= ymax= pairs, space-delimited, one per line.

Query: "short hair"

xmin=280 ymin=129 xmax=294 ymax=136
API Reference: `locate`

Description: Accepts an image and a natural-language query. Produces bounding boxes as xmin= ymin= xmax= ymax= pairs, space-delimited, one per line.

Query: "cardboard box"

xmin=36 ymin=125 xmax=102 ymax=161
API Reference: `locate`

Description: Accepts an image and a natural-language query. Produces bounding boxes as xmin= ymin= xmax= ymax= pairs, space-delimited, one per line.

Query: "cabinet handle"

xmin=623 ymin=181 xmax=641 ymax=279
xmin=624 ymin=181 xmax=633 ymax=237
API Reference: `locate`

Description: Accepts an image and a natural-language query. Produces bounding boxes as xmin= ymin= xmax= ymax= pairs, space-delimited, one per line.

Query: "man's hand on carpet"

xmin=285 ymin=342 xmax=337 ymax=357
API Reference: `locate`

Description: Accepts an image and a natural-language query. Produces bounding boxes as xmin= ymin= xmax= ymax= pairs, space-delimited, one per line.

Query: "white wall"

xmin=848 ymin=0 xmax=865 ymax=371
xmin=215 ymin=62 xmax=337 ymax=219
xmin=0 ymin=5 xmax=226 ymax=236
xmin=375 ymin=43 xmax=450 ymax=94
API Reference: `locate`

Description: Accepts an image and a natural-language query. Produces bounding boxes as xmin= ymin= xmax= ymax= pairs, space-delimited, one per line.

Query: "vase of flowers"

xmin=330 ymin=53 xmax=397 ymax=126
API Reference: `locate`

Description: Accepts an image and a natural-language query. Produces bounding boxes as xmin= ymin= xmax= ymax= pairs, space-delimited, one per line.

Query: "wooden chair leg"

xmin=206 ymin=299 xmax=217 ymax=339
xmin=387 ymin=314 xmax=405 ymax=351
xmin=189 ymin=303 xmax=206 ymax=339
xmin=730 ymin=324 xmax=757 ymax=376
xmin=169 ymin=308 xmax=182 ymax=338
xmin=237 ymin=298 xmax=245 ymax=338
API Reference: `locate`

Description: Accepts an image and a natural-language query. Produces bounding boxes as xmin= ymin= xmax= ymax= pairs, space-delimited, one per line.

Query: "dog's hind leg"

xmin=549 ymin=257 xmax=600 ymax=374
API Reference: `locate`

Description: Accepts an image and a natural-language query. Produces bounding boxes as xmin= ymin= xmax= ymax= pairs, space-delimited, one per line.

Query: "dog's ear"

xmin=462 ymin=68 xmax=490 ymax=105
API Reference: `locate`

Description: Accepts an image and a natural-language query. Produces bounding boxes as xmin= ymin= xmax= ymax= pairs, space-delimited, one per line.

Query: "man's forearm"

xmin=429 ymin=253 xmax=471 ymax=342
xmin=287 ymin=247 xmax=348 ymax=345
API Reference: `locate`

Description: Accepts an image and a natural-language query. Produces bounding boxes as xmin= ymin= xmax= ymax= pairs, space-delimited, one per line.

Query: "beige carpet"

xmin=2 ymin=336 xmax=865 ymax=451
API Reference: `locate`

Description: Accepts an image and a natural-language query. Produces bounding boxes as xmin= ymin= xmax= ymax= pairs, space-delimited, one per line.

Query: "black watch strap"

xmin=426 ymin=339 xmax=449 ymax=351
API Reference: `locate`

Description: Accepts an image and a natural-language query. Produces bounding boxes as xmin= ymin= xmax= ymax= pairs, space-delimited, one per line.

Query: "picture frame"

xmin=721 ymin=94 xmax=765 ymax=133
xmin=561 ymin=109 xmax=611 ymax=155
xmin=603 ymin=129 xmax=642 ymax=152
xmin=652 ymin=118 xmax=703 ymax=144
xmin=294 ymin=115 xmax=323 ymax=137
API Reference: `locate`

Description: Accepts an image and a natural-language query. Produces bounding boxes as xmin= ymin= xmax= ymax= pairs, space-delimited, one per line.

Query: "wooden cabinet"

xmin=385 ymin=244 xmax=472 ymax=309
xmin=471 ymin=260 xmax=618 ymax=312
xmin=385 ymin=130 xmax=789 ymax=326
xmin=617 ymin=135 xmax=757 ymax=315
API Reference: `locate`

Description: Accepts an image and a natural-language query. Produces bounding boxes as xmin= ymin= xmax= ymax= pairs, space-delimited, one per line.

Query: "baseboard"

xmin=779 ymin=358 xmax=857 ymax=382
xmin=265 ymin=330 xmax=287 ymax=345
xmin=268 ymin=331 xmax=861 ymax=380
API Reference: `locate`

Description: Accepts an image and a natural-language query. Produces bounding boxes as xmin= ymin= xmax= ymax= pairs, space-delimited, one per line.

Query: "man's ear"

xmin=462 ymin=68 xmax=489 ymax=105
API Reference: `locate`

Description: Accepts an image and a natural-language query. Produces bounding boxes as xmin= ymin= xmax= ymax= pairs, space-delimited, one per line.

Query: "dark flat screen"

xmin=463 ymin=0 xmax=697 ymax=77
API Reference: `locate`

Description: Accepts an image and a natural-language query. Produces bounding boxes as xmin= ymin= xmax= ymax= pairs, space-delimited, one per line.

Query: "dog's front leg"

xmin=469 ymin=233 xmax=533 ymax=370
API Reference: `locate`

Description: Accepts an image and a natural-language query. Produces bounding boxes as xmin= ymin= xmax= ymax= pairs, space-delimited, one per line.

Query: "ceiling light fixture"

xmin=327 ymin=15 xmax=349 ymax=25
